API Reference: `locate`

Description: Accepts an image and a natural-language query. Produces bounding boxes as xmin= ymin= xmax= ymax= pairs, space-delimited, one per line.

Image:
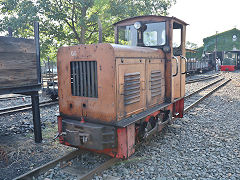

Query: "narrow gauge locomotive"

xmin=221 ymin=51 xmax=239 ymax=71
xmin=57 ymin=15 xmax=187 ymax=158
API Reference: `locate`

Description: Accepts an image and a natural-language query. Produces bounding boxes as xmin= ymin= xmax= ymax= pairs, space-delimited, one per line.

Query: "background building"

xmin=193 ymin=28 xmax=240 ymax=69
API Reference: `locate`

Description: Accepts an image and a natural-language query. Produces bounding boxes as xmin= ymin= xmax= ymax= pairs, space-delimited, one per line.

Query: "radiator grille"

xmin=70 ymin=61 xmax=98 ymax=98
xmin=150 ymin=70 xmax=162 ymax=97
xmin=124 ymin=72 xmax=140 ymax=105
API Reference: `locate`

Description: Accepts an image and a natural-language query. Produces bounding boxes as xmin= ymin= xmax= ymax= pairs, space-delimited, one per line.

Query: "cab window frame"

xmin=116 ymin=21 xmax=167 ymax=49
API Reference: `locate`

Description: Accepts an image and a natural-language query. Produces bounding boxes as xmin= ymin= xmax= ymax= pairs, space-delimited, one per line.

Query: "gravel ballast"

xmin=0 ymin=71 xmax=239 ymax=180
xmin=97 ymin=71 xmax=240 ymax=179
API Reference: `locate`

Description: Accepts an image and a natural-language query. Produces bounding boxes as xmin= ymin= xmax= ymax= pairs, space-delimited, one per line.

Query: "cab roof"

xmin=113 ymin=15 xmax=188 ymax=27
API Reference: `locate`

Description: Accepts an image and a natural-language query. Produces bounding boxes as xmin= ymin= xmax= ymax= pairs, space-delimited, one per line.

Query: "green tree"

xmin=0 ymin=0 xmax=176 ymax=62
xmin=186 ymin=41 xmax=198 ymax=49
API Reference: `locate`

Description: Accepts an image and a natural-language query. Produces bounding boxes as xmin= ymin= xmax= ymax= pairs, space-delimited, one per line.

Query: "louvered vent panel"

xmin=124 ymin=72 xmax=140 ymax=105
xmin=70 ymin=61 xmax=98 ymax=98
xmin=150 ymin=70 xmax=162 ymax=97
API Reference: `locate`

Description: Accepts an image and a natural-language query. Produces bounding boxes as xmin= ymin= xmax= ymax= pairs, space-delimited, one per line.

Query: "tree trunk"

xmin=79 ymin=7 xmax=87 ymax=44
xmin=80 ymin=27 xmax=86 ymax=44
xmin=98 ymin=18 xmax=102 ymax=43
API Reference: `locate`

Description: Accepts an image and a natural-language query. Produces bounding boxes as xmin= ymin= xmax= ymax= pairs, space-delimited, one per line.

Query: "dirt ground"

xmin=0 ymin=113 xmax=74 ymax=180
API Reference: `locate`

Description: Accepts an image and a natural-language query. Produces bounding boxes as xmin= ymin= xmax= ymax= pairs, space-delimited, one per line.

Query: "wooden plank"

xmin=0 ymin=69 xmax=37 ymax=84
xmin=0 ymin=36 xmax=35 ymax=53
xmin=0 ymin=80 xmax=38 ymax=89
xmin=0 ymin=68 xmax=38 ymax=88
xmin=0 ymin=36 xmax=40 ymax=91
xmin=0 ymin=52 xmax=36 ymax=69
xmin=0 ymin=44 xmax=38 ymax=88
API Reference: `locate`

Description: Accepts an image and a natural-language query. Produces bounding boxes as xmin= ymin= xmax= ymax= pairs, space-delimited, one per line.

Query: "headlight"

xmin=134 ymin=22 xmax=142 ymax=30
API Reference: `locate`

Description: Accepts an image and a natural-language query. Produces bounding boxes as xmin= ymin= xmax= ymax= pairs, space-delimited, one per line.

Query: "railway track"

xmin=186 ymin=74 xmax=220 ymax=84
xmin=184 ymin=78 xmax=231 ymax=112
xmin=14 ymin=150 xmax=119 ymax=180
xmin=0 ymin=100 xmax=58 ymax=116
xmin=0 ymin=94 xmax=27 ymax=101
xmin=13 ymin=78 xmax=231 ymax=180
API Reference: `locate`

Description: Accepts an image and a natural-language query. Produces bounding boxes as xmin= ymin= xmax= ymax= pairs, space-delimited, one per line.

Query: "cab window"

xmin=118 ymin=22 xmax=166 ymax=47
xmin=143 ymin=22 xmax=166 ymax=46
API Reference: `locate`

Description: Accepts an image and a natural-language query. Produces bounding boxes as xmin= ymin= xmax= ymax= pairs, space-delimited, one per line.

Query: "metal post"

xmin=47 ymin=56 xmax=50 ymax=89
xmin=214 ymin=31 xmax=218 ymax=70
xmin=34 ymin=22 xmax=41 ymax=84
xmin=31 ymin=91 xmax=42 ymax=143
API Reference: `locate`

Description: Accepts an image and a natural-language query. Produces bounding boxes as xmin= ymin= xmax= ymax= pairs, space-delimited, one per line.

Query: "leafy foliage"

xmin=0 ymin=0 xmax=176 ymax=62
xmin=203 ymin=28 xmax=240 ymax=52
xmin=186 ymin=41 xmax=198 ymax=49
xmin=191 ymin=28 xmax=240 ymax=60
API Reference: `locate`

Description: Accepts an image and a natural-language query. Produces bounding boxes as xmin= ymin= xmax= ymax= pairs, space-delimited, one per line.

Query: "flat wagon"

xmin=0 ymin=23 xmax=42 ymax=142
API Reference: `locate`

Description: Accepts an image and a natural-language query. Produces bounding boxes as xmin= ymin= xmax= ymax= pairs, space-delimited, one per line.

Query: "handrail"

xmin=172 ymin=56 xmax=179 ymax=77
xmin=180 ymin=55 xmax=187 ymax=74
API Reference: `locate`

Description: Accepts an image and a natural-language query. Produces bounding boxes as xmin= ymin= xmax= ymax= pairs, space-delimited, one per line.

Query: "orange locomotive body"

xmin=57 ymin=15 xmax=187 ymax=158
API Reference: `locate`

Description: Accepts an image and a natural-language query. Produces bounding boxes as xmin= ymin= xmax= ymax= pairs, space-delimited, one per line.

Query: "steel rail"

xmin=186 ymin=74 xmax=220 ymax=84
xmin=184 ymin=79 xmax=231 ymax=112
xmin=0 ymin=100 xmax=58 ymax=116
xmin=185 ymin=78 xmax=224 ymax=99
xmin=13 ymin=149 xmax=119 ymax=180
xmin=13 ymin=150 xmax=81 ymax=180
xmin=0 ymin=95 xmax=27 ymax=101
xmin=79 ymin=158 xmax=120 ymax=180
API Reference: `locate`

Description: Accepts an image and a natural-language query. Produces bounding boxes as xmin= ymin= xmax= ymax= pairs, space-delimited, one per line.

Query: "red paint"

xmin=94 ymin=148 xmax=118 ymax=157
xmin=57 ymin=102 xmax=185 ymax=158
xmin=90 ymin=125 xmax=135 ymax=158
xmin=64 ymin=142 xmax=71 ymax=146
xmin=57 ymin=115 xmax=62 ymax=133
xmin=116 ymin=128 xmax=128 ymax=158
xmin=126 ymin=124 xmax=135 ymax=156
xmin=110 ymin=124 xmax=135 ymax=158
xmin=80 ymin=117 xmax=85 ymax=123
xmin=221 ymin=65 xmax=235 ymax=71
xmin=174 ymin=98 xmax=184 ymax=118
xmin=145 ymin=111 xmax=160 ymax=122
xmin=57 ymin=116 xmax=64 ymax=142
xmin=58 ymin=124 xmax=135 ymax=159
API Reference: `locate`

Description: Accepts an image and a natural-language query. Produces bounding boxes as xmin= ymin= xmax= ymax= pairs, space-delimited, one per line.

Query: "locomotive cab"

xmin=57 ymin=16 xmax=187 ymax=158
xmin=114 ymin=16 xmax=187 ymax=101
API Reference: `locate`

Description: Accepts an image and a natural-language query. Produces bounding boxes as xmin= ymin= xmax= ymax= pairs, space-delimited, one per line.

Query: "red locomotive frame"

xmin=221 ymin=65 xmax=236 ymax=71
